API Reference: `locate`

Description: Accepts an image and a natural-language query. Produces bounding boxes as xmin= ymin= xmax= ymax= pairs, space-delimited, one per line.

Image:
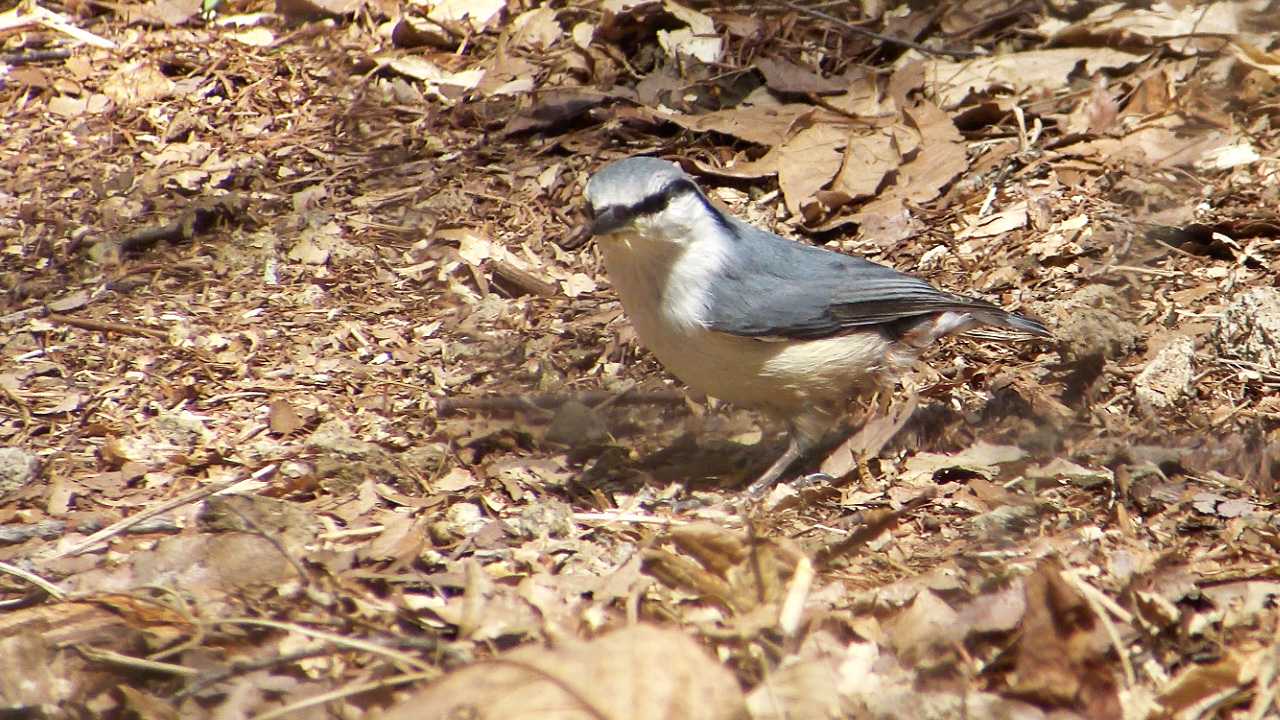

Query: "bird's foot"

xmin=792 ymin=472 xmax=835 ymax=490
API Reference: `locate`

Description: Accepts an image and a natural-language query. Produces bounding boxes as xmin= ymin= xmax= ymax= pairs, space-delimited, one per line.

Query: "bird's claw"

xmin=793 ymin=472 xmax=835 ymax=489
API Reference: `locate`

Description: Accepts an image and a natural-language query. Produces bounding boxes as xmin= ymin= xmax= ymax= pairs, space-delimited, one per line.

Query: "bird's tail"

xmin=968 ymin=308 xmax=1052 ymax=337
xmin=900 ymin=308 xmax=1051 ymax=348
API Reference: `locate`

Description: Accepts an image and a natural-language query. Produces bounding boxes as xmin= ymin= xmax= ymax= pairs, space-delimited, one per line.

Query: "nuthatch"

xmin=584 ymin=157 xmax=1049 ymax=496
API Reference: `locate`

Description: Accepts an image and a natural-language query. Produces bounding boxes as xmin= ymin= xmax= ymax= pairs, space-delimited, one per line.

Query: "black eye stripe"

xmin=589 ymin=177 xmax=711 ymax=233
xmin=632 ymin=177 xmax=698 ymax=216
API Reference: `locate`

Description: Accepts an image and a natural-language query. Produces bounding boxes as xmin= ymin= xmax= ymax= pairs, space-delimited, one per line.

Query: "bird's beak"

xmin=589 ymin=206 xmax=627 ymax=237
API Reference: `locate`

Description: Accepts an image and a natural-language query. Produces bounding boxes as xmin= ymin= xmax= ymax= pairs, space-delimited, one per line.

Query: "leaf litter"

xmin=2 ymin=0 xmax=1280 ymax=717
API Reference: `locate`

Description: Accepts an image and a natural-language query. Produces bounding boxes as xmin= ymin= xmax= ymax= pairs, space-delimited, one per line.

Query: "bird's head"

xmin=584 ymin=158 xmax=721 ymax=246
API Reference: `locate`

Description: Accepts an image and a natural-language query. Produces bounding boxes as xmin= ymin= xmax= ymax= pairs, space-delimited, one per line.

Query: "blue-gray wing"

xmin=704 ymin=223 xmax=1048 ymax=339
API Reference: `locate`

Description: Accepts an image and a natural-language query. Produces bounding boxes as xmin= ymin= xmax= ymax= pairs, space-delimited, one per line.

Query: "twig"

xmin=175 ymin=648 xmax=337 ymax=700
xmin=490 ymin=259 xmax=558 ymax=297
xmin=776 ymin=1 xmax=981 ymax=59
xmin=46 ymin=313 xmax=169 ymax=339
xmin=0 ymin=560 xmax=65 ymax=600
xmin=1201 ymin=355 xmax=1280 ymax=381
xmin=1106 ymin=264 xmax=1185 ymax=278
xmin=572 ymin=512 xmax=688 ymax=526
xmin=13 ymin=345 xmax=68 ymax=361
xmin=0 ymin=3 xmax=116 ymax=48
xmin=805 ymin=91 xmax=889 ymax=122
xmin=0 ymin=560 xmax=65 ymax=609
xmin=113 ymin=195 xmax=247 ymax=254
xmin=212 ymin=617 xmax=434 ymax=673
xmin=0 ymin=517 xmax=180 ymax=545
xmin=44 ymin=465 xmax=277 ymax=560
xmin=437 ymin=389 xmax=686 ymax=415
xmin=814 ymin=487 xmax=935 ymax=571
xmin=0 ymin=48 xmax=71 ymax=64
xmin=0 ymin=286 xmax=111 ymax=325
xmin=250 ymin=671 xmax=438 ymax=720
xmin=139 ymin=585 xmax=205 ymax=662
xmin=778 ymin=555 xmax=814 ymax=637
xmin=317 ymin=526 xmax=385 ymax=541
xmin=76 ymin=645 xmax=199 ymax=677
xmin=197 ymin=391 xmax=271 ymax=407
xmin=1061 ymin=570 xmax=1135 ymax=688
xmin=1176 ymin=2 xmax=1213 ymax=56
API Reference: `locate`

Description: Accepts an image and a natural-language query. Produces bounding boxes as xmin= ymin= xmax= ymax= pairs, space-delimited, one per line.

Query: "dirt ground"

xmin=2 ymin=0 xmax=1280 ymax=718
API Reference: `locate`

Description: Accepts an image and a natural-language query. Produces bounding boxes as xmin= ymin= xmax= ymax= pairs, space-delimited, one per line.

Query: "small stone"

xmin=1052 ymin=285 xmax=1140 ymax=363
xmin=515 ymin=499 xmax=575 ymax=539
xmin=1213 ymin=287 xmax=1280 ymax=368
xmin=0 ymin=447 xmax=39 ymax=495
xmin=154 ymin=409 xmax=212 ymax=448
xmin=444 ymin=501 xmax=486 ymax=537
xmin=309 ymin=418 xmax=380 ymax=458
xmin=1134 ymin=336 xmax=1197 ymax=412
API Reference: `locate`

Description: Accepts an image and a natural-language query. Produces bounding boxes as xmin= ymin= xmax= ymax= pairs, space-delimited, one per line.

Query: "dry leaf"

xmin=923 ymin=48 xmax=1146 ymax=109
xmin=899 ymin=442 xmax=1027 ymax=485
xmin=427 ymin=0 xmax=503 ymax=31
xmin=756 ymin=56 xmax=847 ymax=95
xmin=657 ymin=2 xmax=721 ymax=64
xmin=268 ymin=399 xmax=305 ymax=435
xmin=380 ymin=624 xmax=745 ymax=720
xmin=509 ymin=7 xmax=562 ymax=50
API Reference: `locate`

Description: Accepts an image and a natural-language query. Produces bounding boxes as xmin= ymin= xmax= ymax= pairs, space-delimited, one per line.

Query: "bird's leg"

xmin=743 ymin=432 xmax=805 ymax=498
xmin=856 ymin=390 xmax=886 ymax=490
xmin=857 ymin=453 xmax=875 ymax=491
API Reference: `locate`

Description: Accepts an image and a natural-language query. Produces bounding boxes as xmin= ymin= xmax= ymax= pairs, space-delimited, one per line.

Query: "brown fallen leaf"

xmin=642 ymin=524 xmax=807 ymax=615
xmin=509 ymin=6 xmax=563 ymax=51
xmin=886 ymin=589 xmax=964 ymax=664
xmin=1049 ymin=2 xmax=1246 ymax=48
xmin=820 ymin=393 xmax=918 ymax=479
xmin=120 ymin=0 xmax=200 ymax=26
xmin=63 ymin=534 xmax=302 ymax=609
xmin=275 ymin=0 xmax=362 ymax=22
xmin=1157 ymin=649 xmax=1263 ymax=716
xmin=268 ymin=398 xmax=305 ymax=436
xmin=922 ymin=47 xmax=1146 ymax=109
xmin=642 ymin=548 xmax=741 ymax=612
xmin=390 ymin=16 xmax=457 ymax=49
xmin=831 ymin=129 xmax=908 ymax=202
xmin=755 ymin=56 xmax=847 ymax=96
xmin=119 ymin=685 xmax=180 ymax=720
xmin=668 ymin=104 xmax=818 ymax=150
xmin=0 ymin=632 xmax=73 ymax=707
xmin=501 ymin=90 xmax=608 ymax=136
xmin=1005 ymin=561 xmax=1118 ymax=715
xmin=774 ymin=124 xmax=850 ymax=217
xmin=379 ymin=624 xmax=746 ymax=720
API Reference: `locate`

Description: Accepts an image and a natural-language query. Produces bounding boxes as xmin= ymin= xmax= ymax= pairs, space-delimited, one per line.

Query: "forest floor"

xmin=2 ymin=0 xmax=1280 ymax=718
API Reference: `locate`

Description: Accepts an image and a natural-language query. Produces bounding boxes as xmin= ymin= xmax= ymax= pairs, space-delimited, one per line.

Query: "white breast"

xmin=598 ymin=233 xmax=904 ymax=422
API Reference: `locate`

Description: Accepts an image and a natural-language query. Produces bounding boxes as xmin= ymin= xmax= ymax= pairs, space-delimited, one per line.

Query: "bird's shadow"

xmin=568 ymin=428 xmax=845 ymax=498
xmin=562 ymin=388 xmax=1062 ymax=502
xmin=565 ymin=432 xmax=775 ymax=498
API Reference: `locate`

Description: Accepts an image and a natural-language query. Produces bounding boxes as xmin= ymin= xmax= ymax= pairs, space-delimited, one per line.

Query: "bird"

xmin=583 ymin=157 xmax=1050 ymax=497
